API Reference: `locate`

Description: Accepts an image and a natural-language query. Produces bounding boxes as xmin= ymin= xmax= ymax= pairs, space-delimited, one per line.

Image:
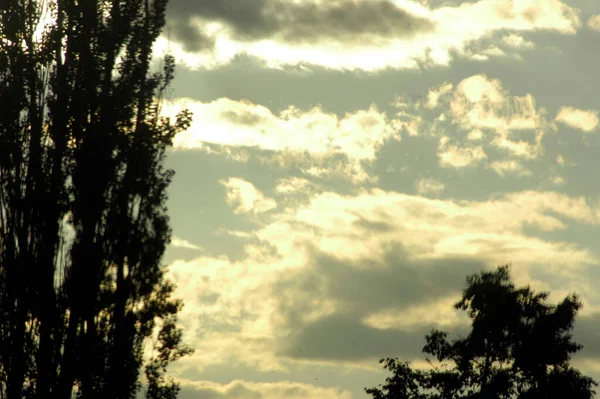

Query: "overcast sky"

xmin=153 ymin=0 xmax=600 ymax=397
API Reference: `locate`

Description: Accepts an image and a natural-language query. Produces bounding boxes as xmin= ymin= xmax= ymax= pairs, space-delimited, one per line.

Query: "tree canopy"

xmin=0 ymin=1 xmax=192 ymax=398
xmin=365 ymin=265 xmax=597 ymax=399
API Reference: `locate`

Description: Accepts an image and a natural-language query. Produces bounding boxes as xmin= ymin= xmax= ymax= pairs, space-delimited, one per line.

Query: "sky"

xmin=152 ymin=0 xmax=600 ymax=397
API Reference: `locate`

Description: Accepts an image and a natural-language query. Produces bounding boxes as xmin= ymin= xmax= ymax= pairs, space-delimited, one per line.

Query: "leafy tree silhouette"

xmin=0 ymin=1 xmax=193 ymax=398
xmin=365 ymin=265 xmax=597 ymax=399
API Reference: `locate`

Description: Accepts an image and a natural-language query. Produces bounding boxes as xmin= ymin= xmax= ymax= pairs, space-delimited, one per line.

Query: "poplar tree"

xmin=0 ymin=1 xmax=193 ymax=398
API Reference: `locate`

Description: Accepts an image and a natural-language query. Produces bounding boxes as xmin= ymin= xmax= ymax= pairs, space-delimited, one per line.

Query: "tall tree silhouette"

xmin=0 ymin=1 xmax=193 ymax=398
xmin=365 ymin=265 xmax=597 ymax=399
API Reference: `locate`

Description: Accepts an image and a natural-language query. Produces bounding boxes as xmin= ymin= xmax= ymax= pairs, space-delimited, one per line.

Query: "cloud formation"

xmin=502 ymin=33 xmax=535 ymax=49
xmin=171 ymin=237 xmax=204 ymax=250
xmin=555 ymin=106 xmax=599 ymax=132
xmin=165 ymin=97 xmax=398 ymax=183
xmin=166 ymin=181 xmax=600 ymax=374
xmin=167 ymin=0 xmax=434 ymax=49
xmin=416 ymin=177 xmax=445 ymax=195
xmin=169 ymin=98 xmax=396 ymax=162
xmin=158 ymin=0 xmax=581 ymax=71
xmin=587 ymin=15 xmax=600 ymax=32
xmin=220 ymin=178 xmax=277 ymax=215
xmin=177 ymin=379 xmax=352 ymax=399
xmin=423 ymin=74 xmax=551 ymax=173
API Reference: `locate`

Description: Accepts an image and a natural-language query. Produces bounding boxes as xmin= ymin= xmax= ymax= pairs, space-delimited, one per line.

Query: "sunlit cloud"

xmin=220 ymin=178 xmax=277 ymax=215
xmin=155 ymin=0 xmax=581 ymax=71
xmin=587 ymin=15 xmax=600 ymax=32
xmin=363 ymin=294 xmax=467 ymax=331
xmin=488 ymin=159 xmax=531 ymax=177
xmin=274 ymin=177 xmax=314 ymax=194
xmin=164 ymin=97 xmax=398 ymax=183
xmin=416 ymin=177 xmax=445 ymax=195
xmin=502 ymin=33 xmax=535 ymax=49
xmin=171 ymin=237 xmax=204 ymax=250
xmin=555 ymin=106 xmax=599 ymax=132
xmin=424 ymin=82 xmax=453 ymax=109
xmin=169 ymin=98 xmax=396 ymax=161
xmin=438 ymin=136 xmax=487 ymax=168
xmin=175 ymin=379 xmax=353 ymax=399
xmin=425 ymin=74 xmax=549 ymax=170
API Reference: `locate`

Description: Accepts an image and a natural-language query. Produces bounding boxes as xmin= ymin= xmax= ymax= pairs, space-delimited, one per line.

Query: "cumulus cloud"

xmin=170 ymin=98 xmax=395 ymax=161
xmin=268 ymin=188 xmax=600 ymax=361
xmin=438 ymin=136 xmax=487 ymax=168
xmin=416 ymin=177 xmax=445 ymax=194
xmin=502 ymin=33 xmax=535 ymax=48
xmin=488 ymin=159 xmax=531 ymax=176
xmin=587 ymin=15 xmax=600 ymax=32
xmin=171 ymin=236 xmax=204 ymax=250
xmin=555 ymin=106 xmax=599 ymax=132
xmin=157 ymin=0 xmax=581 ymax=71
xmin=450 ymin=74 xmax=543 ymax=133
xmin=425 ymin=74 xmax=548 ymax=171
xmin=424 ymin=82 xmax=453 ymax=109
xmin=164 ymin=97 xmax=398 ymax=183
xmin=220 ymin=178 xmax=277 ymax=215
xmin=285 ymin=189 xmax=598 ymax=263
xmin=274 ymin=177 xmax=313 ymax=194
xmin=176 ymin=379 xmax=352 ymax=399
xmin=166 ymin=186 xmax=600 ymax=371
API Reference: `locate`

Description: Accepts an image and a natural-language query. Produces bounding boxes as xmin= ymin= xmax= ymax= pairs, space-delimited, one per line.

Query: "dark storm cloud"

xmin=271 ymin=245 xmax=484 ymax=361
xmin=573 ymin=312 xmax=600 ymax=360
xmin=166 ymin=0 xmax=435 ymax=51
xmin=164 ymin=12 xmax=217 ymax=52
xmin=278 ymin=313 xmax=432 ymax=361
xmin=313 ymin=246 xmax=484 ymax=315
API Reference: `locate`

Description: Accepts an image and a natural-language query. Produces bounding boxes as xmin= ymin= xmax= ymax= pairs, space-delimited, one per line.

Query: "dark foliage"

xmin=365 ymin=265 xmax=597 ymax=399
xmin=0 ymin=1 xmax=193 ymax=398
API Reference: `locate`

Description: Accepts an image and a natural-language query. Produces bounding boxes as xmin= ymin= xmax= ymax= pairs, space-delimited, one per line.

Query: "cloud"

xmin=167 ymin=0 xmax=434 ymax=46
xmin=438 ymin=136 xmax=487 ymax=168
xmin=171 ymin=236 xmax=204 ymax=250
xmin=271 ymin=247 xmax=478 ymax=361
xmin=165 ymin=97 xmax=398 ymax=183
xmin=427 ymin=74 xmax=548 ymax=170
xmin=176 ymin=379 xmax=352 ymax=399
xmin=220 ymin=178 xmax=277 ymax=215
xmin=424 ymin=82 xmax=453 ymax=109
xmin=274 ymin=177 xmax=314 ymax=194
xmin=502 ymin=33 xmax=535 ymax=49
xmin=488 ymin=159 xmax=531 ymax=177
xmin=169 ymin=98 xmax=396 ymax=162
xmin=158 ymin=0 xmax=581 ymax=71
xmin=450 ymin=74 xmax=543 ymax=133
xmin=166 ymin=186 xmax=600 ymax=371
xmin=277 ymin=312 xmax=457 ymax=362
xmin=555 ymin=106 xmax=599 ymax=132
xmin=587 ymin=15 xmax=600 ymax=32
xmin=416 ymin=177 xmax=445 ymax=195
xmin=284 ymin=189 xmax=598 ymax=264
